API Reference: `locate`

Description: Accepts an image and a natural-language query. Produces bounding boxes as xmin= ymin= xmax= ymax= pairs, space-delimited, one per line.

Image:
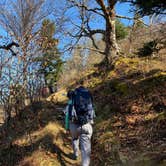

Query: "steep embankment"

xmin=49 ymin=56 xmax=166 ymax=165
xmin=89 ymin=57 xmax=166 ymax=165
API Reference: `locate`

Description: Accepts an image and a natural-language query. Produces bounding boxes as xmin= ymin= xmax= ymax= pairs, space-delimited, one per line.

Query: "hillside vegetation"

xmin=41 ymin=53 xmax=166 ymax=165
xmin=58 ymin=55 xmax=166 ymax=165
xmin=0 ymin=1 xmax=166 ymax=165
xmin=1 ymin=53 xmax=165 ymax=166
xmin=89 ymin=57 xmax=166 ymax=165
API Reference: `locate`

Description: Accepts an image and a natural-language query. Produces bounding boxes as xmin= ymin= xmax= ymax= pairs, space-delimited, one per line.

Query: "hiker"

xmin=64 ymin=80 xmax=95 ymax=166
xmin=63 ymin=90 xmax=74 ymax=132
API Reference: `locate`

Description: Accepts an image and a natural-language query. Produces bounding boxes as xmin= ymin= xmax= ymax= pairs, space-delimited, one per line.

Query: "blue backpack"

xmin=73 ymin=86 xmax=93 ymax=125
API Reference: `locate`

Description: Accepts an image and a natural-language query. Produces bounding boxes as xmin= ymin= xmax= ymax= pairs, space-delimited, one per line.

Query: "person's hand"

xmin=89 ymin=119 xmax=94 ymax=125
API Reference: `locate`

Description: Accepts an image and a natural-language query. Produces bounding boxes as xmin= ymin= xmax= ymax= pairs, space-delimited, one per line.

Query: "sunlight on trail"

xmin=15 ymin=119 xmax=81 ymax=166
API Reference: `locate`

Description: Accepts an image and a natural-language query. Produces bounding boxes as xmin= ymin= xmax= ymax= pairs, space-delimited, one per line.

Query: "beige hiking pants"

xmin=69 ymin=122 xmax=93 ymax=166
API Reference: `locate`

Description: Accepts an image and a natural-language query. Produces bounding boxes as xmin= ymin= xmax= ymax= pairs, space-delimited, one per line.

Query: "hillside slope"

xmin=89 ymin=57 xmax=166 ymax=165
xmin=0 ymin=56 xmax=165 ymax=166
xmin=49 ymin=56 xmax=166 ymax=165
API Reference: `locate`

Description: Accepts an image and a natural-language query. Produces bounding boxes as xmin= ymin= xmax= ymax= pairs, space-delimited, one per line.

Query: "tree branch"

xmin=116 ymin=15 xmax=133 ymax=20
xmin=116 ymin=15 xmax=149 ymax=26
xmin=96 ymin=0 xmax=109 ymax=19
xmin=0 ymin=42 xmax=19 ymax=56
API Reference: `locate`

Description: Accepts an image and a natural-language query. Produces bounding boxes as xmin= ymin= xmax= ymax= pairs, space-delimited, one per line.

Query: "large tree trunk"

xmin=105 ymin=19 xmax=119 ymax=65
xmin=107 ymin=1 xmax=119 ymax=64
xmin=97 ymin=0 xmax=119 ymax=66
xmin=22 ymin=46 xmax=28 ymax=107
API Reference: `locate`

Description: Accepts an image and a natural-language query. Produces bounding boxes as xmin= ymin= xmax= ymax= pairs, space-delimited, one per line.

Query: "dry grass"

xmin=14 ymin=117 xmax=80 ymax=166
xmin=47 ymin=89 xmax=68 ymax=103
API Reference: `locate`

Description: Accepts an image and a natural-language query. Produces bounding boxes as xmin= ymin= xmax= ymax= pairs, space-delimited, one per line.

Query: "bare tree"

xmin=0 ymin=0 xmax=54 ymax=107
xmin=0 ymin=42 xmax=19 ymax=56
xmin=0 ymin=47 xmax=17 ymax=123
xmin=0 ymin=1 xmax=57 ymax=126
xmin=65 ymin=0 xmax=148 ymax=68
xmin=65 ymin=0 xmax=122 ymax=67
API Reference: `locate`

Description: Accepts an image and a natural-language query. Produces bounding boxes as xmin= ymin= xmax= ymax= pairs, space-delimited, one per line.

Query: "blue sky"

xmin=0 ymin=1 xmax=150 ymax=53
xmin=116 ymin=2 xmax=134 ymax=25
xmin=0 ymin=28 xmax=8 ymax=43
xmin=116 ymin=2 xmax=149 ymax=26
xmin=58 ymin=1 xmax=148 ymax=58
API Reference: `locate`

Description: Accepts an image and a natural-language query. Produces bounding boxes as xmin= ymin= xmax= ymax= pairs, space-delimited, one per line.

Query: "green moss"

xmin=99 ymin=131 xmax=115 ymax=144
xmin=157 ymin=112 xmax=166 ymax=121
xmin=115 ymin=82 xmax=128 ymax=95
xmin=107 ymin=70 xmax=117 ymax=79
xmin=88 ymin=77 xmax=102 ymax=88
xmin=144 ymin=111 xmax=165 ymax=121
xmin=95 ymin=104 xmax=111 ymax=122
xmin=115 ymin=57 xmax=139 ymax=67
xmin=154 ymin=71 xmax=166 ymax=77
xmin=137 ymin=74 xmax=166 ymax=95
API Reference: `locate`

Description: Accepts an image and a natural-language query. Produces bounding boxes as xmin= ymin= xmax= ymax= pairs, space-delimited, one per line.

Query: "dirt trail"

xmin=0 ymin=102 xmax=82 ymax=166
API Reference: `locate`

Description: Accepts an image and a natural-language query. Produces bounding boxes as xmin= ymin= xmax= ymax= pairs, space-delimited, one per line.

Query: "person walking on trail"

xmin=64 ymin=80 xmax=95 ymax=166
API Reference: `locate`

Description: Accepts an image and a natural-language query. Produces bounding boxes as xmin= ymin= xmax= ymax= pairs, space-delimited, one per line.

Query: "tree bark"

xmin=97 ymin=0 xmax=119 ymax=66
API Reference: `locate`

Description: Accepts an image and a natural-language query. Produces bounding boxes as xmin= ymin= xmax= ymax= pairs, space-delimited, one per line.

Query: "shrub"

xmin=137 ymin=40 xmax=158 ymax=57
xmin=116 ymin=19 xmax=128 ymax=40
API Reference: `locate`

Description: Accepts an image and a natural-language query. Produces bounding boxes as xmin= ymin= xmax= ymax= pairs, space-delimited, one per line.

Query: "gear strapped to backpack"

xmin=72 ymin=86 xmax=93 ymax=125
